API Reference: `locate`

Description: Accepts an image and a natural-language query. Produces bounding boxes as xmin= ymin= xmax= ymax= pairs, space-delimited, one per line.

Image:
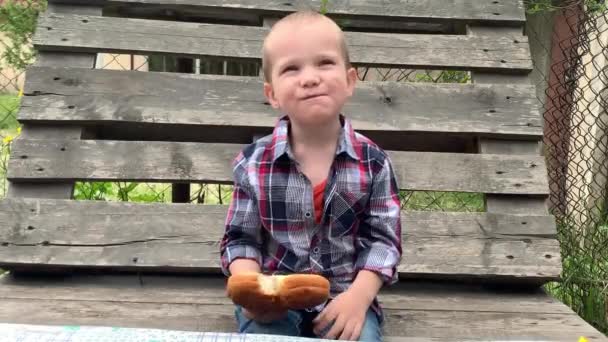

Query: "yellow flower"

xmin=579 ymin=337 xmax=589 ymax=342
xmin=16 ymin=127 xmax=21 ymax=135
xmin=2 ymin=135 xmax=13 ymax=145
xmin=18 ymin=87 xmax=23 ymax=98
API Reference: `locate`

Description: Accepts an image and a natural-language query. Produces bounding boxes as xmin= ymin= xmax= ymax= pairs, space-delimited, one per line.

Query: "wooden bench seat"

xmin=0 ymin=273 xmax=605 ymax=341
xmin=0 ymin=0 xmax=606 ymax=340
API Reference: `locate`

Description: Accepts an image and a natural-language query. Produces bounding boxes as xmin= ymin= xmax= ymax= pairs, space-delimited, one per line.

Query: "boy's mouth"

xmin=301 ymin=93 xmax=327 ymax=100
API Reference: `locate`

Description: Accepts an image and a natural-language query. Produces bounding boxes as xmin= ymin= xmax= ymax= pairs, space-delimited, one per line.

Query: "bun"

xmin=227 ymin=273 xmax=330 ymax=312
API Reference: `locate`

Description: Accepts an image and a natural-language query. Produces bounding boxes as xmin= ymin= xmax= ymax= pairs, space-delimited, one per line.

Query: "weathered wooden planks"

xmin=19 ymin=66 xmax=543 ymax=140
xmin=0 ymin=273 xmax=604 ymax=341
xmin=0 ymin=274 xmax=569 ymax=313
xmin=466 ymin=25 xmax=558 ymax=259
xmin=7 ymin=139 xmax=550 ymax=195
xmin=33 ymin=12 xmax=533 ymax=72
xmin=0 ymin=198 xmax=560 ymax=281
xmin=49 ymin=0 xmax=526 ymax=25
xmin=6 ymin=4 xmax=101 ymax=199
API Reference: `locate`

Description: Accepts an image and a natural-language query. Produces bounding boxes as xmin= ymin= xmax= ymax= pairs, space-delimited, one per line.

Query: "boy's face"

xmin=263 ymin=19 xmax=357 ymax=127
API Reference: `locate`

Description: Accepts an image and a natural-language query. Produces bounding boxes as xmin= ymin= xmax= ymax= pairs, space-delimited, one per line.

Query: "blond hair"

xmin=262 ymin=11 xmax=351 ymax=82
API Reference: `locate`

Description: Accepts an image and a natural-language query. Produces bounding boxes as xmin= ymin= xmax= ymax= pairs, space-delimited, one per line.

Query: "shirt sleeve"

xmin=355 ymin=154 xmax=403 ymax=285
xmin=219 ymin=156 xmax=263 ymax=276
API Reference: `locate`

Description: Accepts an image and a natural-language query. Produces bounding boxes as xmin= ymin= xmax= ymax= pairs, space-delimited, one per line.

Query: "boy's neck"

xmin=289 ymin=115 xmax=342 ymax=152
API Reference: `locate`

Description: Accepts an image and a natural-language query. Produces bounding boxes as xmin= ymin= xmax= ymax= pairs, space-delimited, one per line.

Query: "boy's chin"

xmin=290 ymin=110 xmax=341 ymax=126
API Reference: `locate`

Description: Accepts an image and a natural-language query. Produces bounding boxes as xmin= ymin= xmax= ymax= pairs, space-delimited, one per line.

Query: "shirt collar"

xmin=270 ymin=114 xmax=360 ymax=162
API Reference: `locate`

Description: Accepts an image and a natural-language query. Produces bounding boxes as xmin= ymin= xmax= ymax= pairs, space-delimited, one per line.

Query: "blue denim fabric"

xmin=234 ymin=306 xmax=382 ymax=341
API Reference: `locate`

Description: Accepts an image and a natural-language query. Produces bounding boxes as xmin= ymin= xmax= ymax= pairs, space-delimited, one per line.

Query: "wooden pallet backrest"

xmin=0 ymin=0 xmax=560 ymax=285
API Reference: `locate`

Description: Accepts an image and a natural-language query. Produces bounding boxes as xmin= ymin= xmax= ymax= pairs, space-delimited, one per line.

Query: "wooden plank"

xmin=0 ymin=240 xmax=561 ymax=280
xmin=466 ymin=26 xmax=561 ymax=285
xmin=19 ymin=66 xmax=543 ymax=139
xmin=6 ymin=3 xmax=100 ymax=199
xmin=0 ymin=198 xmax=557 ymax=238
xmin=0 ymin=198 xmax=560 ymax=281
xmin=33 ymin=13 xmax=533 ymax=72
xmin=7 ymin=139 xmax=550 ymax=195
xmin=106 ymin=10 xmax=452 ymax=35
xmin=104 ymin=2 xmax=454 ymax=34
xmin=49 ymin=0 xmax=526 ymax=25
xmin=0 ymin=297 xmax=601 ymax=341
xmin=0 ymin=273 xmax=570 ymax=314
xmin=467 ymin=27 xmax=554 ymax=217
xmin=0 ymin=274 xmax=604 ymax=341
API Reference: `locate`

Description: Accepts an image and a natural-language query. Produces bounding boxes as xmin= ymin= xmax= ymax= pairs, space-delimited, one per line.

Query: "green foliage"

xmin=586 ymin=0 xmax=608 ymax=13
xmin=401 ymin=191 xmax=485 ymax=212
xmin=415 ymin=70 xmax=471 ymax=84
xmin=74 ymin=182 xmax=171 ymax=202
xmin=526 ymin=0 xmax=558 ymax=13
xmin=545 ymin=210 xmax=608 ymax=334
xmin=0 ymin=95 xmax=21 ymax=198
xmin=525 ymin=0 xmax=607 ymax=14
xmin=319 ymin=0 xmax=330 ymax=15
xmin=0 ymin=94 xmax=20 ymax=129
xmin=0 ymin=0 xmax=47 ymax=71
xmin=73 ymin=182 xmax=115 ymax=201
xmin=73 ymin=182 xmax=236 ymax=204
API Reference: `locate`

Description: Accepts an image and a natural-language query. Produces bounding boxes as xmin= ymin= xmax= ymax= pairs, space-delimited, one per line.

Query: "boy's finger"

xmin=312 ymin=307 xmax=330 ymax=325
xmin=312 ymin=309 xmax=335 ymax=335
xmin=324 ymin=317 xmax=346 ymax=340
xmin=312 ymin=308 xmax=334 ymax=325
xmin=351 ymin=322 xmax=363 ymax=341
xmin=338 ymin=321 xmax=356 ymax=341
xmin=312 ymin=318 xmax=330 ymax=336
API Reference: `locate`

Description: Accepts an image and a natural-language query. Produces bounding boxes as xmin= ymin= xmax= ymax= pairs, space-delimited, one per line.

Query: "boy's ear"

xmin=264 ymin=82 xmax=280 ymax=109
xmin=346 ymin=67 xmax=357 ymax=97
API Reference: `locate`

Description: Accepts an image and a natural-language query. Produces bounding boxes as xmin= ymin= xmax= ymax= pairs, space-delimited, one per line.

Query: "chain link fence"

xmin=0 ymin=0 xmax=606 ymax=333
xmin=0 ymin=0 xmax=38 ymax=197
xmin=525 ymin=1 xmax=608 ymax=333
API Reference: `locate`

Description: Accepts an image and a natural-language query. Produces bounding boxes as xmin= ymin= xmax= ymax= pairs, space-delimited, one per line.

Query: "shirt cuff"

xmin=221 ymin=244 xmax=262 ymax=276
xmin=355 ymin=246 xmax=400 ymax=285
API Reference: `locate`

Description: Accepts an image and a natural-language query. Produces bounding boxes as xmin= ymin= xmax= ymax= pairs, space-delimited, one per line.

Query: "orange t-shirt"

xmin=313 ymin=179 xmax=327 ymax=224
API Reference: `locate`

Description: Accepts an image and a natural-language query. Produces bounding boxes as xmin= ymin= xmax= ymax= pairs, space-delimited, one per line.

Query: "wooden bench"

xmin=0 ymin=0 xmax=606 ymax=340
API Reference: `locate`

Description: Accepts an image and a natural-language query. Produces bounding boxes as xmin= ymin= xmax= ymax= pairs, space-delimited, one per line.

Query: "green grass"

xmin=544 ymin=214 xmax=608 ymax=334
xmin=73 ymin=184 xmax=486 ymax=212
xmin=73 ymin=182 xmax=233 ymax=204
xmin=0 ymin=94 xmax=21 ymax=198
xmin=402 ymin=191 xmax=485 ymax=212
xmin=0 ymin=94 xmax=21 ymax=131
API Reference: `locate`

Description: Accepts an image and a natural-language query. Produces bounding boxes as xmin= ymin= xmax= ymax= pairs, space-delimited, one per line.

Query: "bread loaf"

xmin=227 ymin=273 xmax=330 ymax=312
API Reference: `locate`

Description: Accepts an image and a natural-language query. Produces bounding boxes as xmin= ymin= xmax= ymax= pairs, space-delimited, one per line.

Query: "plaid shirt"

xmin=220 ymin=115 xmax=402 ymax=319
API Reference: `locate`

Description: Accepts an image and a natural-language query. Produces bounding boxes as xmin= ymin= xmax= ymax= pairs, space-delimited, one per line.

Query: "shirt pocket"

xmin=328 ymin=189 xmax=368 ymax=238
xmin=258 ymin=182 xmax=307 ymax=233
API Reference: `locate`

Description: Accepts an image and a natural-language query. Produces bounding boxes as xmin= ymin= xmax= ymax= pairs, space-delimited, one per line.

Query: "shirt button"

xmin=313 ymin=247 xmax=320 ymax=254
xmin=305 ymin=212 xmax=312 ymax=218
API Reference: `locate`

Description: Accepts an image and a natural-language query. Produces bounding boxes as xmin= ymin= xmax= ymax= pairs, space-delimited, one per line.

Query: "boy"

xmin=220 ymin=10 xmax=402 ymax=341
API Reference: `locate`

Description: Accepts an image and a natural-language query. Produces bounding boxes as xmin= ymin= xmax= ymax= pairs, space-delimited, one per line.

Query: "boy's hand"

xmin=242 ymin=307 xmax=288 ymax=323
xmin=312 ymin=289 xmax=369 ymax=340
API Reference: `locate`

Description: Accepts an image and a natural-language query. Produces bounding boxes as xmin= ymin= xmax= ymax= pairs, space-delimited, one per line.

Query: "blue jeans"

xmin=234 ymin=305 xmax=382 ymax=341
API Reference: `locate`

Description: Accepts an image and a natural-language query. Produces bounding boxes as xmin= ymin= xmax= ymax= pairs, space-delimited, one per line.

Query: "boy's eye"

xmin=320 ymin=59 xmax=335 ymax=66
xmin=281 ymin=65 xmax=298 ymax=74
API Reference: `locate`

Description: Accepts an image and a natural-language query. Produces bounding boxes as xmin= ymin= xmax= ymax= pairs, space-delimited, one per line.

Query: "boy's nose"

xmin=299 ymin=68 xmax=320 ymax=87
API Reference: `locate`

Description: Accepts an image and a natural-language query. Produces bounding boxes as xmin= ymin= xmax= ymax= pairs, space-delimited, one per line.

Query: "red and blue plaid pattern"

xmin=220 ymin=115 xmax=402 ymax=318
